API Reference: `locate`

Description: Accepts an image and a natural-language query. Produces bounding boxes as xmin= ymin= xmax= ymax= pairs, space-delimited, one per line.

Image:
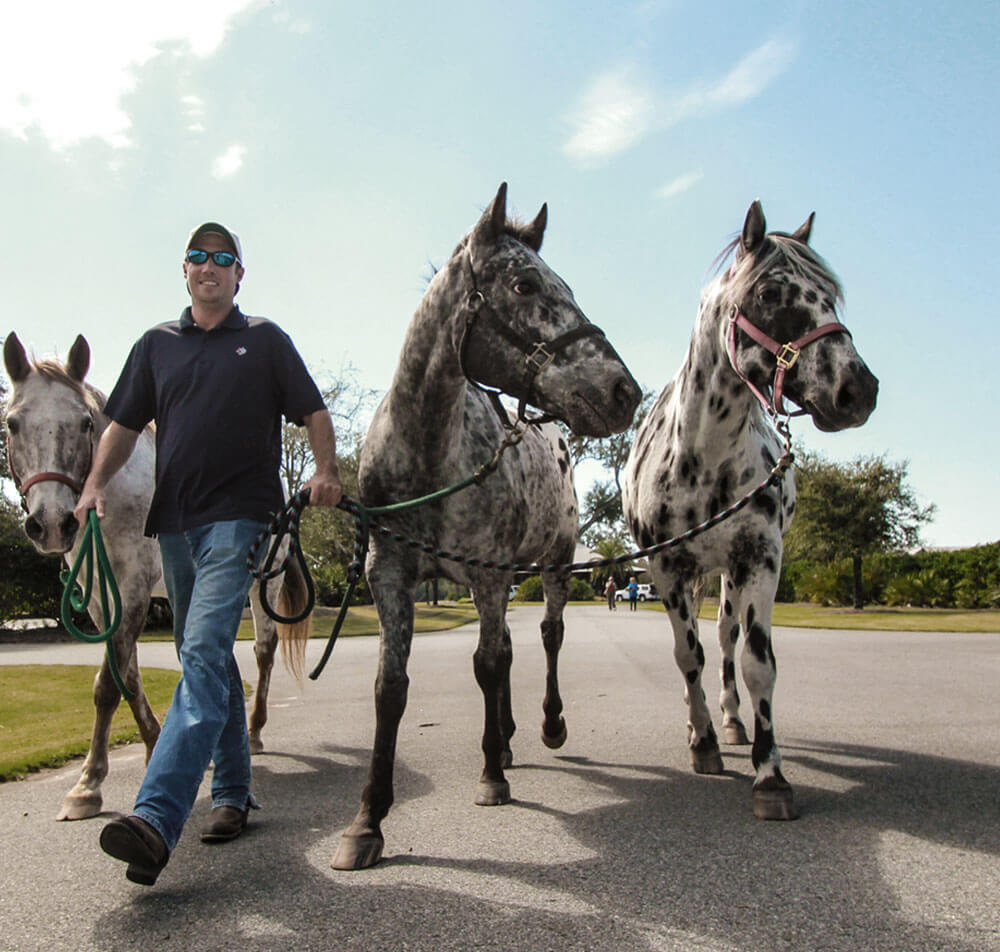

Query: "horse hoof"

xmin=331 ymin=833 xmax=384 ymax=870
xmin=753 ymin=780 xmax=799 ymax=820
xmin=690 ymin=745 xmax=724 ymax=775
xmin=475 ymin=779 xmax=511 ymax=806
xmin=249 ymin=736 xmax=264 ymax=755
xmin=722 ymin=721 xmax=750 ymax=745
xmin=57 ymin=793 xmax=102 ymax=821
xmin=541 ymin=718 xmax=567 ymax=749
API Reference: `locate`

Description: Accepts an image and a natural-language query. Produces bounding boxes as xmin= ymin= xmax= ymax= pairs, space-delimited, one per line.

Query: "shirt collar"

xmin=179 ymin=305 xmax=247 ymax=331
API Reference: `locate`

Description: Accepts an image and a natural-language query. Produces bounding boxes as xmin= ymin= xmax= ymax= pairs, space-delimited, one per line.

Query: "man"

xmin=74 ymin=222 xmax=343 ymax=886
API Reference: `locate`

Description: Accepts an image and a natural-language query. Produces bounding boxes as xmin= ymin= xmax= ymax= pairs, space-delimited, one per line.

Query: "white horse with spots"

xmin=3 ymin=332 xmax=310 ymax=820
xmin=327 ymin=183 xmax=641 ymax=869
xmin=622 ymin=202 xmax=878 ymax=820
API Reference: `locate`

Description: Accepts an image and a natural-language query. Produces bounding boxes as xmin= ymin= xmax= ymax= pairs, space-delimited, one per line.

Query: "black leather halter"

xmin=458 ymin=255 xmax=606 ymax=427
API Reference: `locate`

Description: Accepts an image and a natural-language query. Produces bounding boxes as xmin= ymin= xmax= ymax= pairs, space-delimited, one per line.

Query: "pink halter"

xmin=728 ymin=307 xmax=851 ymax=416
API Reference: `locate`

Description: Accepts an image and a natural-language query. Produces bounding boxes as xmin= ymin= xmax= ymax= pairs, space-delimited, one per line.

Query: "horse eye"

xmin=757 ymin=284 xmax=782 ymax=306
xmin=513 ymin=278 xmax=538 ymax=296
xmin=81 ymin=416 xmax=94 ymax=433
xmin=6 ymin=417 xmax=19 ymax=435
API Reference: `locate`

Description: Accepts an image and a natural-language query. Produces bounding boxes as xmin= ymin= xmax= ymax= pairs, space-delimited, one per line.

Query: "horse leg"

xmin=539 ymin=572 xmax=570 ymax=749
xmin=737 ymin=576 xmax=797 ymax=820
xmin=332 ymin=570 xmax=415 ymax=870
xmin=664 ymin=578 xmax=723 ymax=775
xmin=498 ymin=619 xmax=516 ymax=768
xmin=58 ymin=604 xmax=158 ymax=820
xmin=246 ymin=586 xmax=277 ymax=755
xmin=471 ymin=583 xmax=514 ymax=806
xmin=717 ymin=575 xmax=750 ymax=745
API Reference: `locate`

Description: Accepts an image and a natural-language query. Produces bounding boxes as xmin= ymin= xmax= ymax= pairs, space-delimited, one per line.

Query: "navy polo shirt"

xmin=105 ymin=306 xmax=325 ymax=536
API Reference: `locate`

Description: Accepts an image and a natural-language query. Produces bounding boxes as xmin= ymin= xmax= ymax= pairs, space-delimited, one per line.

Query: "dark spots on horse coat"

xmin=723 ymin=600 xmax=732 ymax=616
xmin=686 ymin=669 xmax=699 ymax=684
xmin=558 ymin=456 xmax=568 ymax=474
xmin=804 ymin=289 xmax=818 ymax=304
xmin=687 ymin=628 xmax=697 ymax=649
xmin=722 ymin=659 xmax=736 ymax=683
xmin=753 ymin=489 xmax=778 ymax=519
xmin=730 ymin=623 xmax=740 ymax=644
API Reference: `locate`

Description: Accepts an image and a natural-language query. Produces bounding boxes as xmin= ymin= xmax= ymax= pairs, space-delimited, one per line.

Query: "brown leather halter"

xmin=728 ymin=307 xmax=851 ymax=416
xmin=6 ymin=432 xmax=90 ymax=513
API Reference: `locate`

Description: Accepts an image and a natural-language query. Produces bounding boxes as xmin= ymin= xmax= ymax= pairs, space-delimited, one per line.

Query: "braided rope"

xmin=253 ymin=420 xmax=794 ymax=680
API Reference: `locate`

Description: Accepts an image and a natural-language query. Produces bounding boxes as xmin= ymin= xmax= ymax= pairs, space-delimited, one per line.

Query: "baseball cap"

xmin=186 ymin=222 xmax=243 ymax=264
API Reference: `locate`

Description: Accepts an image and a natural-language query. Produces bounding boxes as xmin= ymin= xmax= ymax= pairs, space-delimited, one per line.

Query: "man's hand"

xmin=302 ymin=409 xmax=344 ymax=507
xmin=302 ymin=470 xmax=344 ymax=508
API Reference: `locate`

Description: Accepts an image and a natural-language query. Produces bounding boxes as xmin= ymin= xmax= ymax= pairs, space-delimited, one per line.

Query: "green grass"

xmin=675 ymin=598 xmax=1000 ymax=633
xmin=0 ymin=665 xmax=181 ymax=781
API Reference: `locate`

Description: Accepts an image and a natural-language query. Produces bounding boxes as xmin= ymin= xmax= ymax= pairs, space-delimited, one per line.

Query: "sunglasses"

xmin=186 ymin=249 xmax=239 ymax=267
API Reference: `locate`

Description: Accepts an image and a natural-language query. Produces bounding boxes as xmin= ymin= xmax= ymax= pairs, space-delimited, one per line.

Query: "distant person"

xmin=75 ymin=222 xmax=343 ymax=887
xmin=605 ymin=576 xmax=617 ymax=611
xmin=627 ymin=576 xmax=639 ymax=612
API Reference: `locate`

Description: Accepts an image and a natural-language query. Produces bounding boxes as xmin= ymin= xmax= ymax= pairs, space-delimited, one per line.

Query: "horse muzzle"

xmin=24 ymin=505 xmax=80 ymax=555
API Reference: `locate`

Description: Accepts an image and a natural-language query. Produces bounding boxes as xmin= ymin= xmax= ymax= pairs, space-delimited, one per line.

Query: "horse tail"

xmin=691 ymin=575 xmax=708 ymax=620
xmin=276 ymin=557 xmax=312 ymax=680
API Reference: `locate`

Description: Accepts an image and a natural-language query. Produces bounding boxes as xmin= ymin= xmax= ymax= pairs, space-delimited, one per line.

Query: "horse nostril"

xmin=24 ymin=516 xmax=43 ymax=541
xmin=60 ymin=513 xmax=79 ymax=544
xmin=614 ymin=376 xmax=641 ymax=411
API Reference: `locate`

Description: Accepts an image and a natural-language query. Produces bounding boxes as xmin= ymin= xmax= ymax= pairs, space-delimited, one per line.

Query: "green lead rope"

xmin=60 ymin=510 xmax=131 ymax=700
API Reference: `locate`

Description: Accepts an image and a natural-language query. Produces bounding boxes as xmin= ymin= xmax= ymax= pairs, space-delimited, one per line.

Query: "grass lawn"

xmin=0 ymin=665 xmax=181 ymax=781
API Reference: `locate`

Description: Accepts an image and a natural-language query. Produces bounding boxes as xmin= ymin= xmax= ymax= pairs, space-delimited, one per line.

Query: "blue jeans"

xmin=133 ymin=519 xmax=264 ymax=851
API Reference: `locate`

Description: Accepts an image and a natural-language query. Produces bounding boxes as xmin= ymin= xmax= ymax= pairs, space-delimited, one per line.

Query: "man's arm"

xmin=74 ymin=422 xmax=142 ymax=524
xmin=300 ymin=409 xmax=343 ymax=507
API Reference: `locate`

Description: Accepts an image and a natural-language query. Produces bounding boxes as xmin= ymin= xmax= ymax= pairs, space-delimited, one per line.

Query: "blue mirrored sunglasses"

xmin=186 ymin=249 xmax=239 ymax=267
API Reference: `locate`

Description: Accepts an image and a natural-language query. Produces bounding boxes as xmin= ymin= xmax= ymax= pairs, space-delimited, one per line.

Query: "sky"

xmin=1 ymin=0 xmax=996 ymax=549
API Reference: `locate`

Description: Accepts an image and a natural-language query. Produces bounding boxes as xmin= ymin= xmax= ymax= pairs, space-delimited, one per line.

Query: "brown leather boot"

xmin=200 ymin=804 xmax=250 ymax=843
xmin=100 ymin=815 xmax=170 ymax=886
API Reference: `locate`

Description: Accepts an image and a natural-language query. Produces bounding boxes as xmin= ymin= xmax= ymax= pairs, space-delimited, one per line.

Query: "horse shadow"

xmin=89 ymin=733 xmax=1000 ymax=952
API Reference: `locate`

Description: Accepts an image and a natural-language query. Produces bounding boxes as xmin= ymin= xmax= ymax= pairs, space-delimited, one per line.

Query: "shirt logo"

xmin=235 ymin=347 xmax=247 ymax=356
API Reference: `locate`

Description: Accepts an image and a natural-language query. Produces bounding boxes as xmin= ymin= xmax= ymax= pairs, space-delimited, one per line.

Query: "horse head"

xmin=4 ymin=332 xmax=98 ymax=553
xmin=457 ymin=183 xmax=640 ymax=437
xmin=723 ymin=200 xmax=878 ymax=431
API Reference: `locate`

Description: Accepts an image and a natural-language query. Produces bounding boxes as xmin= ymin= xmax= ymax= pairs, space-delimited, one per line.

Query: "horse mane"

xmin=29 ymin=358 xmax=108 ymax=413
xmin=713 ymin=232 xmax=844 ymax=308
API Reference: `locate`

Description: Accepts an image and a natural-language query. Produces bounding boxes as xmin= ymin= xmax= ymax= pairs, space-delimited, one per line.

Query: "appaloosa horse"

xmin=3 ymin=332 xmax=310 ymax=820
xmin=329 ymin=183 xmax=640 ymax=869
xmin=622 ymin=201 xmax=878 ymax=820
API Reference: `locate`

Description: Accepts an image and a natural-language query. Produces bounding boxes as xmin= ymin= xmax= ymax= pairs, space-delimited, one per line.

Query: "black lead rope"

xmin=247 ymin=421 xmax=793 ymax=683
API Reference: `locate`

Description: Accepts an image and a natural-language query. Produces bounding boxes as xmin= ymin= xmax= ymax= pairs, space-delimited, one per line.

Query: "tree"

xmin=565 ymin=390 xmax=654 ymax=544
xmin=784 ymin=449 xmax=935 ymax=609
xmin=280 ymin=365 xmax=379 ymax=605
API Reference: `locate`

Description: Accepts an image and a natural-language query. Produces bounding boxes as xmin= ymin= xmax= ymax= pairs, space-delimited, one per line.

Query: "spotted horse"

xmin=622 ymin=201 xmax=878 ymax=820
xmin=327 ymin=183 xmax=641 ymax=869
xmin=3 ymin=332 xmax=311 ymax=820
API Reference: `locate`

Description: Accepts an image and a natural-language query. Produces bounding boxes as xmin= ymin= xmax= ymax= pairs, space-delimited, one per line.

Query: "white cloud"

xmin=563 ymin=38 xmax=797 ymax=166
xmin=0 ymin=1 xmax=260 ymax=150
xmin=655 ymin=170 xmax=703 ymax=201
xmin=212 ymin=144 xmax=246 ymax=178
xmin=562 ymin=68 xmax=655 ymax=164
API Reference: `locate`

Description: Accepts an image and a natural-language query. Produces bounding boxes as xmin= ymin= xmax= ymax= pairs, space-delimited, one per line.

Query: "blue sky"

xmin=1 ymin=0 xmax=996 ymax=548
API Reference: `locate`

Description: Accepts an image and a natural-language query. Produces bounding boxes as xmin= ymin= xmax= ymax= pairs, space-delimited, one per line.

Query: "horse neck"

xmin=672 ymin=282 xmax=760 ymax=449
xmin=386 ymin=259 xmax=470 ymax=447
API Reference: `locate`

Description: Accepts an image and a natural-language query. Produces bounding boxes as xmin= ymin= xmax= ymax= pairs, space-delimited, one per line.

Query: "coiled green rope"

xmin=60 ymin=510 xmax=131 ymax=699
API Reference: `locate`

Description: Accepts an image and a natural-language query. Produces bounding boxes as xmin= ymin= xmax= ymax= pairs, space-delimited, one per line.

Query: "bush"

xmin=0 ymin=536 xmax=63 ymax=623
xmin=515 ymin=575 xmax=596 ymax=602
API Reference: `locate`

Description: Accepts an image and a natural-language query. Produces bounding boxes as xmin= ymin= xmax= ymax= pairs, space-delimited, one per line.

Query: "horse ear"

xmin=740 ymin=200 xmax=766 ymax=256
xmin=471 ymin=182 xmax=509 ymax=248
xmin=791 ymin=212 xmax=815 ymax=245
xmin=66 ymin=335 xmax=90 ymax=383
xmin=3 ymin=332 xmax=30 ymax=383
xmin=522 ymin=203 xmax=547 ymax=252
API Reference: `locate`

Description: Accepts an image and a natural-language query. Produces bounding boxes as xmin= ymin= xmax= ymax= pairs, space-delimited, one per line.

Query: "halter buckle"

xmin=525 ymin=342 xmax=554 ymax=374
xmin=776 ymin=343 xmax=800 ymax=370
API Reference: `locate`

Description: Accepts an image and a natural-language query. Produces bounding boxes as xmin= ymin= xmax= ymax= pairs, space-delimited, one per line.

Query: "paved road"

xmin=2 ymin=606 xmax=999 ymax=952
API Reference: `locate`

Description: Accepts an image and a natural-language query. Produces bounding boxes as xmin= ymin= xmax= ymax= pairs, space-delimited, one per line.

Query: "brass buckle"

xmin=776 ymin=343 xmax=800 ymax=370
xmin=526 ymin=342 xmax=555 ymax=374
